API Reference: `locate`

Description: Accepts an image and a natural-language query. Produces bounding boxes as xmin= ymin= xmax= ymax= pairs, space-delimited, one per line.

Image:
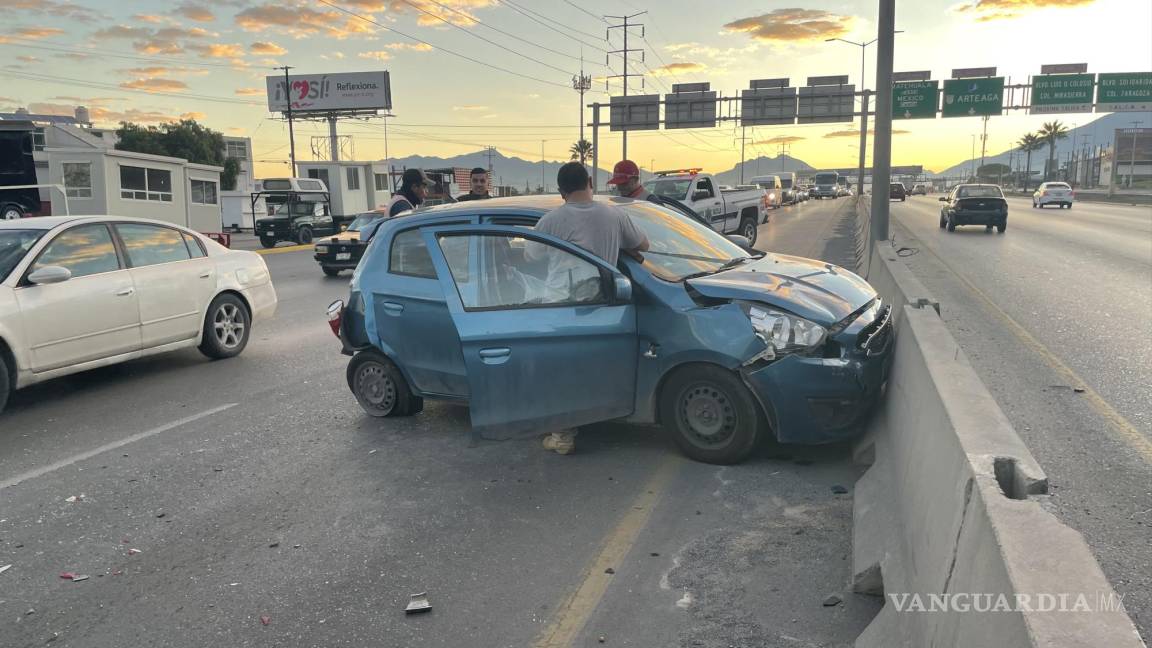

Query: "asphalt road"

xmin=0 ymin=198 xmax=876 ymax=648
xmin=889 ymin=195 xmax=1152 ymax=639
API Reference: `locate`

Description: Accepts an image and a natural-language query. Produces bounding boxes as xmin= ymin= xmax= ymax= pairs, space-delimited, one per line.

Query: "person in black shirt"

xmin=456 ymin=167 xmax=491 ymax=202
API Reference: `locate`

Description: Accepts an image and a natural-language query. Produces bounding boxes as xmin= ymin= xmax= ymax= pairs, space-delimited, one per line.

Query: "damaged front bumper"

xmin=740 ymin=304 xmax=894 ymax=444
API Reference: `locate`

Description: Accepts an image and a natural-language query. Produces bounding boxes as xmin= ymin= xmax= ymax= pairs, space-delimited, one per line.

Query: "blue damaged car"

xmin=327 ymin=196 xmax=893 ymax=465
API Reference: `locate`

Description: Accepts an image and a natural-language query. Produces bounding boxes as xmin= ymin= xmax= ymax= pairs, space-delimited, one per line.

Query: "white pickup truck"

xmin=647 ymin=169 xmax=769 ymax=244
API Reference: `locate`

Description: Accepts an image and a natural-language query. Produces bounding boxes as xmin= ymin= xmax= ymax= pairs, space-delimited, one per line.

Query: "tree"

xmin=115 ymin=119 xmax=225 ymax=167
xmin=1016 ymin=133 xmax=1044 ymax=191
xmin=1037 ymin=121 xmax=1070 ymax=181
xmin=569 ymin=139 xmax=593 ymax=163
xmin=221 ymin=158 xmax=241 ymax=191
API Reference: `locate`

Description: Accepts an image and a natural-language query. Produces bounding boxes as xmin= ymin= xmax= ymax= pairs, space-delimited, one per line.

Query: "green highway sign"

xmin=942 ymin=77 xmax=1004 ymax=117
xmin=892 ymin=80 xmax=939 ymax=119
xmin=1096 ymin=72 xmax=1152 ymax=112
xmin=1030 ymin=73 xmax=1095 ymax=114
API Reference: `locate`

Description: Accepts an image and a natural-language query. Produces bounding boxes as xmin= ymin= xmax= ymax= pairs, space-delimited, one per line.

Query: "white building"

xmin=298 ymin=160 xmax=392 ymax=216
xmin=46 ymin=147 xmax=223 ymax=233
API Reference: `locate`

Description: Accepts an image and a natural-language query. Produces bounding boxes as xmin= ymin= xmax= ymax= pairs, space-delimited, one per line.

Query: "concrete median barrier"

xmin=851 ymin=247 xmax=1145 ymax=646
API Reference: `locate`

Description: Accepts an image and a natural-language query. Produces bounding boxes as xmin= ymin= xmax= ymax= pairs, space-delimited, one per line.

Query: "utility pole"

xmin=970 ymin=134 xmax=976 ymax=181
xmin=868 ymin=0 xmax=896 ymax=248
xmin=740 ymin=127 xmax=747 ymax=184
xmin=1128 ymin=121 xmax=1143 ymax=188
xmin=606 ymin=11 xmax=647 ymax=161
xmin=979 ymin=115 xmax=989 ymax=175
xmin=275 ymin=65 xmax=297 ymax=177
xmin=541 ymin=140 xmax=546 ymax=193
xmin=573 ymin=56 xmax=592 ymax=165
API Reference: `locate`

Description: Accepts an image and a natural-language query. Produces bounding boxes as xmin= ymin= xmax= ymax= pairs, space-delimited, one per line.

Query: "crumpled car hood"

xmin=686 ymin=253 xmax=876 ymax=326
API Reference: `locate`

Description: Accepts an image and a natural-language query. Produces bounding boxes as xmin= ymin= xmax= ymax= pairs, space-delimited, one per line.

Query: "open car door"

xmin=421 ymin=224 xmax=638 ymax=436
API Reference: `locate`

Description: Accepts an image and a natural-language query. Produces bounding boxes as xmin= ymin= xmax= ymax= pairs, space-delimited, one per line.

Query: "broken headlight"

xmin=739 ymin=301 xmax=827 ymax=362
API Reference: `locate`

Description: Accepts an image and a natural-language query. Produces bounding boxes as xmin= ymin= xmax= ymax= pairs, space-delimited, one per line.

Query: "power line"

xmin=395 ymin=0 xmax=575 ymax=76
xmin=560 ymin=0 xmax=608 ymax=23
xmin=0 ymin=37 xmax=242 ymax=69
xmin=0 ymin=69 xmax=263 ymax=105
xmin=316 ymin=0 xmax=570 ymax=89
xmin=496 ymin=0 xmax=608 ymax=52
xmin=416 ymin=0 xmax=610 ymax=69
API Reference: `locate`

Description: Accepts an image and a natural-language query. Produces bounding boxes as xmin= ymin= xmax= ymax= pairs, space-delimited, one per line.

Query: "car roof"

xmin=0 ymin=215 xmax=198 ymax=232
xmin=378 ymin=194 xmax=659 ymax=231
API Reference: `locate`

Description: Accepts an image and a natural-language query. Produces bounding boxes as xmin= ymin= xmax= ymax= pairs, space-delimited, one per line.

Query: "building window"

xmin=374 ymin=173 xmax=389 ymax=192
xmin=347 ymin=167 xmax=361 ymax=191
xmin=32 ymin=127 xmax=46 ymax=152
xmin=62 ymin=162 xmax=92 ymax=198
xmin=191 ymin=179 xmax=218 ymax=205
xmin=120 ymin=165 xmax=173 ymax=202
xmin=224 ymin=140 xmax=248 ymax=160
xmin=307 ymin=168 xmax=330 ymax=191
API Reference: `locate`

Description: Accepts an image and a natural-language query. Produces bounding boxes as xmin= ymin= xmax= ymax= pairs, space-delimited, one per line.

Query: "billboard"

xmin=266 ymin=71 xmax=392 ymax=113
xmin=609 ymin=94 xmax=660 ymax=131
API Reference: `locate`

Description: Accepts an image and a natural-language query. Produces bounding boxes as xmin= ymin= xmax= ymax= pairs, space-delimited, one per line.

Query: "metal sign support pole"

xmin=591 ymin=104 xmax=601 ymax=193
xmin=857 ymin=91 xmax=870 ymax=195
xmin=868 ymin=0 xmax=896 ymax=250
xmin=328 ymin=114 xmax=340 ymax=162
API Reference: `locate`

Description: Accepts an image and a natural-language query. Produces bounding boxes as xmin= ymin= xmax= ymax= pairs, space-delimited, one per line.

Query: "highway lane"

xmin=890 ymin=195 xmax=1152 ymax=639
xmin=0 ymin=199 xmax=876 ymax=648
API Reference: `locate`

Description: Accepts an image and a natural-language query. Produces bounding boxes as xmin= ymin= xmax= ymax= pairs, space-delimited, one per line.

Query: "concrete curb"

xmin=851 ymin=249 xmax=1145 ymax=646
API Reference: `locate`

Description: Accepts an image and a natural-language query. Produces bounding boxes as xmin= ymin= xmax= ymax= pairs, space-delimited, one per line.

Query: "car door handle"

xmin=478 ymin=347 xmax=511 ymax=365
xmin=116 ymin=287 xmax=135 ymax=297
xmin=381 ymin=302 xmax=404 ymax=315
xmin=199 ymin=270 xmax=212 ymax=279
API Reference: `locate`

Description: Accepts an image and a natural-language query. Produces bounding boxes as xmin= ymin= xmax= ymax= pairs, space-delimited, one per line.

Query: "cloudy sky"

xmin=1 ymin=0 xmax=1149 ymax=176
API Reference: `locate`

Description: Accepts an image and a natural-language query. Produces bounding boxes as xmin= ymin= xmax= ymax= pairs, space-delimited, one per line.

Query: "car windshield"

xmin=647 ymin=178 xmax=693 ymax=201
xmin=273 ymin=202 xmax=320 ymax=216
xmin=957 ymin=186 xmax=1004 ymax=198
xmin=814 ymin=173 xmax=837 ymax=185
xmin=780 ymin=178 xmax=793 ymax=189
xmin=0 ymin=229 xmax=45 ymax=281
xmin=616 ymin=201 xmax=751 ymax=282
xmin=347 ymin=213 xmax=384 ymax=231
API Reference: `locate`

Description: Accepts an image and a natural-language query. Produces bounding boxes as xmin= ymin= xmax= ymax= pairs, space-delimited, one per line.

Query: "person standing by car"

xmin=456 ymin=167 xmax=492 ymax=202
xmin=530 ymin=162 xmax=649 ymax=455
xmin=385 ymin=168 xmax=431 ymax=217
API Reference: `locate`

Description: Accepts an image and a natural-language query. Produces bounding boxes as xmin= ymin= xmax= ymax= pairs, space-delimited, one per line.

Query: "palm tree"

xmin=1037 ymin=121 xmax=1070 ymax=181
xmin=569 ymin=139 xmax=593 ymax=164
xmin=1016 ymin=133 xmax=1044 ymax=192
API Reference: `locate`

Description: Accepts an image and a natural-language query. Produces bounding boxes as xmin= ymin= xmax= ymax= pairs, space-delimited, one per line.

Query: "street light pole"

xmin=868 ymin=0 xmax=896 ymax=248
xmin=275 ymin=66 xmax=297 ymax=177
xmin=1128 ymin=121 xmax=1143 ymax=188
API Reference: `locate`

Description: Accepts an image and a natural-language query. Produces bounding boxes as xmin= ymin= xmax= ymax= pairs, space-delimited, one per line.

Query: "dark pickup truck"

xmin=252 ymin=178 xmax=353 ymax=247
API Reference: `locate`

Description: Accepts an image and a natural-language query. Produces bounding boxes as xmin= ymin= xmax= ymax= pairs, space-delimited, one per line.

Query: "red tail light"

xmin=1042 ymin=191 xmax=1051 ymax=196
xmin=327 ymin=300 xmax=344 ymax=338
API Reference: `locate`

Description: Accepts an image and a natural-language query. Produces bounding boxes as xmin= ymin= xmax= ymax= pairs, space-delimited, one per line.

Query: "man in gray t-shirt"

xmin=529 ymin=162 xmax=649 ymax=455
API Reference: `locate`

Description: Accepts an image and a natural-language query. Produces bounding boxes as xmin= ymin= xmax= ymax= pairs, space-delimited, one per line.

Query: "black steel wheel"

xmin=346 ymin=350 xmax=422 ymax=418
xmin=660 ymin=365 xmax=762 ymax=465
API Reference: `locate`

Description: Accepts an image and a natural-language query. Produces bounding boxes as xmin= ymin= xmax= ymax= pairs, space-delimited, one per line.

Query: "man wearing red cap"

xmin=606 ymin=160 xmax=706 ymax=226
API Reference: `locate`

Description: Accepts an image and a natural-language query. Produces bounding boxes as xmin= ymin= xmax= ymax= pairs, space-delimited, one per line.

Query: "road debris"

xmin=405 ymin=592 xmax=432 ymax=614
xmin=268 ymin=542 xmax=280 ymax=548
xmin=368 ymin=449 xmax=378 ymax=455
xmin=64 ymin=494 xmax=84 ymax=503
xmin=127 ymin=548 xmax=142 ymax=556
xmin=831 ymin=485 xmax=849 ymax=495
xmin=260 ymin=615 xmax=271 ymax=626
xmin=823 ymin=593 xmax=843 ymax=607
xmin=0 ymin=564 xmax=11 ymax=575
xmin=604 ymin=567 xmax=615 ymax=575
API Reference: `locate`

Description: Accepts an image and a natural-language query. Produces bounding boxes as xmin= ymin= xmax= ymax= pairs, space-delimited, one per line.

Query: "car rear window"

xmin=1046 ymin=183 xmax=1071 ymax=190
xmin=957 ymin=186 xmax=1004 ymax=198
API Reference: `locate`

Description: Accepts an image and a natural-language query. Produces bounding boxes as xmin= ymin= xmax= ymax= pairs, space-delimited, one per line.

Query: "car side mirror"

xmin=692 ymin=190 xmax=709 ymax=201
xmin=726 ymin=234 xmax=753 ymax=252
xmin=612 ymin=275 xmax=633 ymax=302
xmin=938 ymin=197 xmax=948 ymax=202
xmin=27 ymin=265 xmax=72 ymax=285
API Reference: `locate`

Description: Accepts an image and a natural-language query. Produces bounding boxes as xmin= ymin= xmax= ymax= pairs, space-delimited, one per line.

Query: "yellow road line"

xmin=534 ymin=454 xmax=683 ymax=648
xmin=253 ymin=244 xmax=312 ymax=256
xmin=896 ymin=219 xmax=1152 ymax=464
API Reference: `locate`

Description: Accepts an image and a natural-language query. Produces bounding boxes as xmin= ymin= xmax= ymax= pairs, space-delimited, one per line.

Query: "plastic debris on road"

xmin=127 ymin=548 xmax=142 ymax=556
xmin=0 ymin=564 xmax=11 ymax=575
xmin=260 ymin=615 xmax=271 ymax=626
xmin=64 ymin=494 xmax=85 ymax=503
xmin=405 ymin=592 xmax=432 ymax=614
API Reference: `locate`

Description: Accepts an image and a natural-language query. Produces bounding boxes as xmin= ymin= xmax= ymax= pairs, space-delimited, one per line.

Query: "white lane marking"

xmin=0 ymin=404 xmax=237 ymax=490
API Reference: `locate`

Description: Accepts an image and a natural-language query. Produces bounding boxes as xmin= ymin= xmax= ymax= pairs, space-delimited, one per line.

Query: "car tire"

xmin=740 ymin=218 xmax=758 ymax=246
xmin=2 ymin=205 xmax=23 ymax=220
xmin=198 ymin=293 xmax=251 ymax=359
xmin=946 ymin=217 xmax=956 ymax=232
xmin=659 ymin=365 xmax=762 ymax=465
xmin=1031 ymin=200 xmax=1037 ymax=208
xmin=1066 ymin=204 xmax=1072 ymax=210
xmin=985 ymin=225 xmax=993 ymax=233
xmin=322 ymin=266 xmax=341 ymax=277
xmin=259 ymin=236 xmax=277 ymax=249
xmin=296 ymin=227 xmax=314 ymax=245
xmin=0 ymin=355 xmax=10 ymax=415
xmin=346 ymin=349 xmax=423 ymax=418
xmin=939 ymin=215 xmax=946 ymax=229
xmin=997 ymin=222 xmax=1007 ymax=233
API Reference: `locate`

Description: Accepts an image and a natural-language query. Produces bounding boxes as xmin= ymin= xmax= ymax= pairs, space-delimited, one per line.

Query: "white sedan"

xmin=1032 ymin=182 xmax=1075 ymax=209
xmin=0 ymin=216 xmax=277 ymax=413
